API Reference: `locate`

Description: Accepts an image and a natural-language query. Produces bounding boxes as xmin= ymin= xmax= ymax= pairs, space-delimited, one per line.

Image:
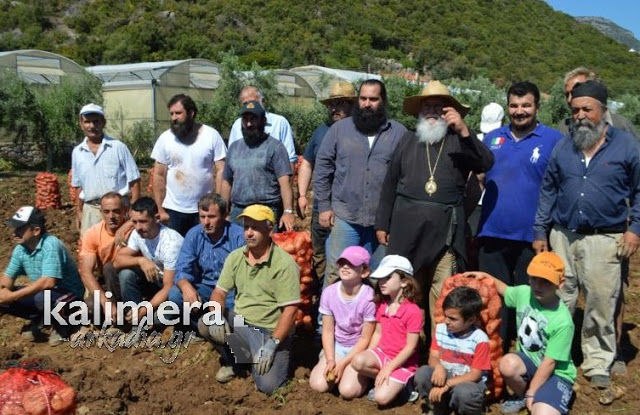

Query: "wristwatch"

xmin=271 ymin=336 xmax=281 ymax=345
xmin=283 ymin=209 xmax=294 ymax=214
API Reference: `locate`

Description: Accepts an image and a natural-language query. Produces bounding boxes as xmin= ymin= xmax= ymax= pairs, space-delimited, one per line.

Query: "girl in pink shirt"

xmin=309 ymin=246 xmax=377 ymax=399
xmin=351 ymin=255 xmax=424 ymax=406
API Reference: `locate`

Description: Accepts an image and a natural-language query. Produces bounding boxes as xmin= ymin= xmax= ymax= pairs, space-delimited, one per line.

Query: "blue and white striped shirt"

xmin=71 ymin=135 xmax=140 ymax=201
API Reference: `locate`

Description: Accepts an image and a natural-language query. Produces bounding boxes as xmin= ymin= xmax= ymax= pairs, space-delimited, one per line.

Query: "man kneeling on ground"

xmin=198 ymin=205 xmax=300 ymax=394
xmin=1 ymin=206 xmax=84 ymax=345
xmin=113 ymin=197 xmax=184 ymax=336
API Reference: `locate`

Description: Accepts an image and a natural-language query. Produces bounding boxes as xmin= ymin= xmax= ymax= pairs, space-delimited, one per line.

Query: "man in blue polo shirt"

xmin=1 ymin=206 xmax=84 ymax=346
xmin=478 ymin=81 xmax=563 ymax=351
xmin=169 ymin=193 xmax=245 ymax=333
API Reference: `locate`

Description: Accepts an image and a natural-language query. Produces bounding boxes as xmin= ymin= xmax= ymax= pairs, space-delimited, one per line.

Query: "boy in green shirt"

xmin=464 ymin=252 xmax=576 ymax=415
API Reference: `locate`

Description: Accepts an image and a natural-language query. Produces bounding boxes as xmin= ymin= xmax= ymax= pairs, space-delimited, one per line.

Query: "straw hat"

xmin=320 ymin=81 xmax=357 ymax=105
xmin=403 ymin=81 xmax=470 ymax=117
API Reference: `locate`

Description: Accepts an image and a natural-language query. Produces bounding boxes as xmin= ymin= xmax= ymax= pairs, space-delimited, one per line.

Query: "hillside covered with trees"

xmin=1 ymin=0 xmax=639 ymax=95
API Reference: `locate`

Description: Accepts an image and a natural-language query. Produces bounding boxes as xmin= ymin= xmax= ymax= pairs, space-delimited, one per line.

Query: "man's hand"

xmin=442 ymin=107 xmax=470 ymax=137
xmin=532 ymin=239 xmax=549 ymax=254
xmin=0 ymin=288 xmax=15 ymax=305
xmin=75 ymin=212 xmax=82 ymax=231
xmin=138 ymin=258 xmax=159 ymax=282
xmin=158 ymin=209 xmax=170 ymax=224
xmin=197 ymin=317 xmax=230 ymax=344
xmin=319 ymin=210 xmax=334 ymax=228
xmin=180 ymin=284 xmax=201 ymax=306
xmin=297 ymin=196 xmax=308 ymax=219
xmin=376 ymin=230 xmax=389 ymax=246
xmin=618 ymin=231 xmax=640 ymax=258
xmin=125 ymin=307 xmax=148 ymax=326
xmin=256 ymin=338 xmax=278 ymax=375
xmin=280 ymin=212 xmax=295 ymax=231
xmin=114 ymin=221 xmax=134 ymax=247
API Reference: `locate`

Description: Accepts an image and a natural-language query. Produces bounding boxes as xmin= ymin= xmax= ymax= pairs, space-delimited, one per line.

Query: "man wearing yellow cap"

xmin=375 ymin=81 xmax=494 ymax=330
xmin=198 ymin=204 xmax=300 ymax=394
xmin=298 ymin=81 xmax=357 ymax=283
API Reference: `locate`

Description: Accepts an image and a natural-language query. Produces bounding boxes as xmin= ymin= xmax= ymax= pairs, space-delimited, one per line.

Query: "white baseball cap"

xmin=5 ymin=206 xmax=45 ymax=228
xmin=79 ymin=103 xmax=104 ymax=116
xmin=480 ymin=102 xmax=504 ymax=134
xmin=370 ymin=255 xmax=414 ymax=279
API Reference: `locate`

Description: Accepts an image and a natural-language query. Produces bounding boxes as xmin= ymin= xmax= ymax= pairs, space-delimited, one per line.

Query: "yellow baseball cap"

xmin=236 ymin=204 xmax=275 ymax=224
xmin=527 ymin=252 xmax=565 ymax=285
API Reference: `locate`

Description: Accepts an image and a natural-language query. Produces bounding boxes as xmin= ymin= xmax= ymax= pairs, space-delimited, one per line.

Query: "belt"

xmin=84 ymin=195 xmax=130 ymax=207
xmin=573 ymin=227 xmax=625 ymax=235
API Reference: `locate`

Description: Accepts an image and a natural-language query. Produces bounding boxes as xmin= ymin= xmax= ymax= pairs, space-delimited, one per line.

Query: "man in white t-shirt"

xmin=114 ymin=197 xmax=184 ymax=331
xmin=152 ymin=94 xmax=227 ymax=236
xmin=228 ymin=86 xmax=297 ymax=171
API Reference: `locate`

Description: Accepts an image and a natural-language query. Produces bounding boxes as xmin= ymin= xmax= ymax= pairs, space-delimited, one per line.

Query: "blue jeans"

xmin=166 ymin=209 xmax=199 ymax=237
xmin=168 ymin=283 xmax=235 ymax=331
xmin=119 ymin=267 xmax=163 ymax=326
xmin=0 ymin=287 xmax=77 ymax=337
xmin=323 ymin=215 xmax=386 ymax=288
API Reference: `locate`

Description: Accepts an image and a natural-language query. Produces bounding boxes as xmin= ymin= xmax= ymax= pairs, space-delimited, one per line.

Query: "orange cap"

xmin=527 ymin=252 xmax=565 ymax=285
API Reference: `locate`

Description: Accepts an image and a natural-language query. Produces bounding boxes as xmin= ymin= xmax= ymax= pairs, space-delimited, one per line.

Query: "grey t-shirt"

xmin=223 ymin=135 xmax=292 ymax=206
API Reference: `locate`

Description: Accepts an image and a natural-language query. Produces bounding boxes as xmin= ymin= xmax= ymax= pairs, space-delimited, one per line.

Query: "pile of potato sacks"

xmin=272 ymin=230 xmax=314 ymax=331
xmin=35 ymin=173 xmax=62 ymax=210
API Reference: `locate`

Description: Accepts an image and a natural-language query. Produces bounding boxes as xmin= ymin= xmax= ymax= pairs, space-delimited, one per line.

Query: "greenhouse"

xmin=0 ymin=49 xmax=89 ymax=84
xmin=86 ymin=59 xmax=222 ymax=134
xmin=291 ymin=65 xmax=381 ymax=99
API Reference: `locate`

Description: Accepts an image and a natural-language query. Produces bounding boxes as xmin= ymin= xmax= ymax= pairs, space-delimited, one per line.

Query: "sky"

xmin=544 ymin=0 xmax=640 ymax=39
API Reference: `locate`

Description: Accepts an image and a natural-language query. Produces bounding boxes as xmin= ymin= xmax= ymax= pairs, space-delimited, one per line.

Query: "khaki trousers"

xmin=81 ymin=203 xmax=103 ymax=235
xmin=417 ymin=250 xmax=456 ymax=334
xmin=550 ymin=225 xmax=621 ymax=377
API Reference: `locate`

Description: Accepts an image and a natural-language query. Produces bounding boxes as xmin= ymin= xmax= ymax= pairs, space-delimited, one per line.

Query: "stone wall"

xmin=0 ymin=140 xmax=45 ymax=166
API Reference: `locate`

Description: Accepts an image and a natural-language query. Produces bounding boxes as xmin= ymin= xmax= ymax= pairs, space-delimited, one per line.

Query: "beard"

xmin=171 ymin=117 xmax=195 ymax=140
xmin=571 ymin=118 xmax=607 ymax=151
xmin=352 ymin=104 xmax=388 ymax=135
xmin=416 ymin=116 xmax=448 ymax=145
xmin=242 ymin=124 xmax=267 ymax=146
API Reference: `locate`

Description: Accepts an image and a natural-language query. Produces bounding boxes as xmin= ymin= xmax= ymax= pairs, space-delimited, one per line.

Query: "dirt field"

xmin=0 ymin=170 xmax=638 ymax=414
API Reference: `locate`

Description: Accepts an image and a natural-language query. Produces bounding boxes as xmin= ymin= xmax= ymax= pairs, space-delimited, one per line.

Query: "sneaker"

xmin=366 ymin=388 xmax=376 ymax=402
xmin=48 ymin=330 xmax=67 ymax=347
xmin=611 ymin=352 xmax=627 ymax=375
xmin=408 ymin=391 xmax=420 ymax=403
xmin=20 ymin=321 xmax=42 ymax=342
xmin=590 ymin=374 xmax=611 ymax=389
xmin=611 ymin=359 xmax=627 ymax=375
xmin=215 ymin=365 xmax=236 ymax=383
xmin=499 ymin=396 xmax=526 ymax=414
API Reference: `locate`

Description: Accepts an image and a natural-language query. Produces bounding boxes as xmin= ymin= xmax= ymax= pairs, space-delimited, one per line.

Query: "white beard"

xmin=416 ymin=116 xmax=448 ymax=145
xmin=572 ymin=118 xmax=607 ymax=151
